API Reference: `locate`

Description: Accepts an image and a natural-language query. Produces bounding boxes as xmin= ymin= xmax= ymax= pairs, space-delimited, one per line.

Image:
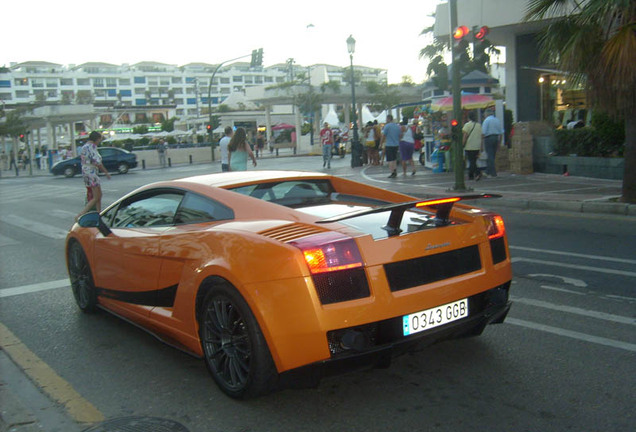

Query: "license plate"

xmin=403 ymin=299 xmax=469 ymax=336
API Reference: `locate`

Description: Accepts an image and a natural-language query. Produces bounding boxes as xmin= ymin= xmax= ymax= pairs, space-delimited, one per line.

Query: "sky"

xmin=4 ymin=0 xmax=443 ymax=84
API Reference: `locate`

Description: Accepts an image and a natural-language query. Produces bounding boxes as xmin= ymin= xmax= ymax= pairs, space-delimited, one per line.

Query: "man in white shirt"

xmin=219 ymin=126 xmax=233 ymax=172
xmin=481 ymin=108 xmax=504 ymax=177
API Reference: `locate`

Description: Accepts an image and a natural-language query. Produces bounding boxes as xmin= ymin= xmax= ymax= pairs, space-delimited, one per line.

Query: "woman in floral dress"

xmin=76 ymin=131 xmax=110 ymax=219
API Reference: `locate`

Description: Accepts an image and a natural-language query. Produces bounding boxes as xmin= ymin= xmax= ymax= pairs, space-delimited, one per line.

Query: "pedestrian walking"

xmin=219 ymin=126 xmax=233 ymax=172
xmin=463 ymin=111 xmax=483 ymax=180
xmin=319 ymin=122 xmax=334 ymax=169
xmin=157 ymin=139 xmax=168 ymax=168
xmin=381 ymin=115 xmax=402 ymax=178
xmin=399 ymin=119 xmax=417 ymax=176
xmin=481 ymin=108 xmax=504 ymax=177
xmin=228 ymin=127 xmax=257 ymax=171
xmin=76 ymin=131 xmax=110 ymax=219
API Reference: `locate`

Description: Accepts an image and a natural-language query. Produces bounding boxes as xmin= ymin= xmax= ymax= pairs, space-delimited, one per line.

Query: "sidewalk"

xmin=1 ymin=150 xmax=634 ymax=217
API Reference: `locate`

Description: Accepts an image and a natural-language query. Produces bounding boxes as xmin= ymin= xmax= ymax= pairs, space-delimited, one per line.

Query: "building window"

xmin=77 ymin=78 xmax=90 ymax=86
xmin=119 ymin=78 xmax=131 ymax=85
xmin=31 ymin=79 xmax=44 ymax=88
xmin=134 ymin=77 xmax=146 ymax=84
xmin=119 ymin=89 xmax=132 ymax=97
xmin=46 ymin=79 xmax=58 ymax=87
xmin=186 ymin=77 xmax=197 ymax=84
xmin=220 ymin=77 xmax=230 ymax=84
xmin=176 ymin=109 xmax=184 ymax=116
xmin=16 ymin=91 xmax=29 ymax=98
xmin=0 ymin=80 xmax=10 ymax=88
xmin=148 ymin=79 xmax=158 ymax=85
xmin=135 ymin=98 xmax=147 ymax=106
xmin=173 ymin=88 xmax=183 ymax=95
xmin=106 ymin=78 xmax=117 ymax=87
xmin=93 ymin=78 xmax=104 ymax=87
xmin=264 ymin=77 xmax=273 ymax=83
xmin=186 ymin=98 xmax=197 ymax=105
xmin=14 ymin=78 xmax=28 ymax=86
xmin=0 ymin=92 xmax=12 ymax=100
xmin=172 ymin=77 xmax=182 ymax=84
xmin=60 ymin=78 xmax=73 ymax=86
xmin=134 ymin=88 xmax=145 ymax=94
xmin=174 ymin=98 xmax=184 ymax=105
xmin=233 ymin=76 xmax=243 ymax=82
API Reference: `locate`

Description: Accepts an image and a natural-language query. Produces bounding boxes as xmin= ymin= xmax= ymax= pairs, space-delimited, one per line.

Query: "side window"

xmin=112 ymin=192 xmax=183 ymax=228
xmin=174 ymin=192 xmax=234 ymax=225
xmin=98 ymin=148 xmax=115 ymax=158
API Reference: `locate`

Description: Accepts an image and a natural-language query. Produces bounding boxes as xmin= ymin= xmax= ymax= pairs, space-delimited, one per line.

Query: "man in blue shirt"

xmin=381 ymin=114 xmax=402 ymax=178
xmin=481 ymin=108 xmax=504 ymax=177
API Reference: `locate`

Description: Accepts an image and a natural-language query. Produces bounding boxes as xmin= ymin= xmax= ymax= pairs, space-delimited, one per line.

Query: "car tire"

xmin=64 ymin=166 xmax=76 ymax=178
xmin=199 ymin=284 xmax=277 ymax=399
xmin=117 ymin=162 xmax=129 ymax=174
xmin=67 ymin=241 xmax=98 ymax=313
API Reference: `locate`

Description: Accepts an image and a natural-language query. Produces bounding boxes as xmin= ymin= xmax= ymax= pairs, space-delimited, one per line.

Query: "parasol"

xmin=271 ymin=123 xmax=295 ymax=130
xmin=431 ymin=94 xmax=494 ymax=112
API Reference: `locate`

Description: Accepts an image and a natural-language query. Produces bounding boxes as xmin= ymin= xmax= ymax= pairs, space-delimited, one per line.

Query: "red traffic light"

xmin=450 ymin=119 xmax=459 ymax=127
xmin=206 ymin=124 xmax=212 ymax=130
xmin=453 ymin=25 xmax=469 ymax=40
xmin=474 ymin=26 xmax=490 ymax=40
xmin=19 ymin=134 xmax=25 ymax=139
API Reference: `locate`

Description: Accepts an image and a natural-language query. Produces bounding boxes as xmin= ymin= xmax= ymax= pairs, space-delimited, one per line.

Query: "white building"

xmin=433 ymin=0 xmax=576 ymax=122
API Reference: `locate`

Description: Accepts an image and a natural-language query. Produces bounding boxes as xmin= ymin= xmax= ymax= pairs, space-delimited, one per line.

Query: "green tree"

xmin=524 ymin=0 xmax=636 ymax=203
xmin=161 ymin=117 xmax=177 ymax=132
xmin=365 ymin=82 xmax=402 ymax=113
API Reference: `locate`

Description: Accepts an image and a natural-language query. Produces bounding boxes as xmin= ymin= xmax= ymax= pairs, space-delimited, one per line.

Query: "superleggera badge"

xmin=426 ymin=242 xmax=451 ymax=250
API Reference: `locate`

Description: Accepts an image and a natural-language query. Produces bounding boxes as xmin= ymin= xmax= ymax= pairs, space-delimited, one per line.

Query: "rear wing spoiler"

xmin=317 ymin=193 xmax=501 ymax=236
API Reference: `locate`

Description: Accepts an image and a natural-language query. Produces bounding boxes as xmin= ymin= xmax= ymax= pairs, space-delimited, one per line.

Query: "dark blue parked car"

xmin=51 ymin=147 xmax=138 ymax=178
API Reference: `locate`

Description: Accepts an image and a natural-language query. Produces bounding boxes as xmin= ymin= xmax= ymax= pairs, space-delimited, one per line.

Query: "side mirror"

xmin=78 ymin=212 xmax=112 ymax=237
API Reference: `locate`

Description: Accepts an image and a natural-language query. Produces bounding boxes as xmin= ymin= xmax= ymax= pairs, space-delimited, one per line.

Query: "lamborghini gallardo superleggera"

xmin=66 ymin=170 xmax=512 ymax=399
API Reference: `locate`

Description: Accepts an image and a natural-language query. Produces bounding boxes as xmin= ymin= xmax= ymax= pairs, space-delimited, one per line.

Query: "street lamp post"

xmin=347 ymin=35 xmax=363 ymax=168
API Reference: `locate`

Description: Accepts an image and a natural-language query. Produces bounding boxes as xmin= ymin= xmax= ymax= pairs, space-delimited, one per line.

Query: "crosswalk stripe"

xmin=0 ymin=279 xmax=69 ymax=298
xmin=0 ymin=215 xmax=69 ymax=239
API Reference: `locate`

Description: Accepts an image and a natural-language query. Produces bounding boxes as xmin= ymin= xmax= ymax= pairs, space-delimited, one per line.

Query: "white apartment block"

xmin=0 ymin=60 xmax=387 ymax=128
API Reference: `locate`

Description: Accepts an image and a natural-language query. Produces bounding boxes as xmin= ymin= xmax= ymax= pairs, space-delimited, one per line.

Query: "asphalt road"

xmin=1 ymin=158 xmax=635 ymax=432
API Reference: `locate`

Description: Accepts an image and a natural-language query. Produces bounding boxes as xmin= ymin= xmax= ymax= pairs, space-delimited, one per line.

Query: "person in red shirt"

xmin=319 ymin=122 xmax=334 ymax=169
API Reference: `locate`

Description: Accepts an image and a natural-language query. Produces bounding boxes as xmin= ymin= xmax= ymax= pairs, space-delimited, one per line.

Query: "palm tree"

xmin=524 ymin=0 xmax=636 ymax=203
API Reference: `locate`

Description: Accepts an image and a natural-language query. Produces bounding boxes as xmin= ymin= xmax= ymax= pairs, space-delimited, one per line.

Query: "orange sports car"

xmin=66 ymin=170 xmax=512 ymax=399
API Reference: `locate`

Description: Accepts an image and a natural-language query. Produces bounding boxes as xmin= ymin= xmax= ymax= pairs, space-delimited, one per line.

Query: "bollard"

xmin=189 ymin=155 xmax=192 ymax=164
xmin=142 ymin=160 xmax=146 ymax=169
xmin=168 ymin=158 xmax=172 ymax=167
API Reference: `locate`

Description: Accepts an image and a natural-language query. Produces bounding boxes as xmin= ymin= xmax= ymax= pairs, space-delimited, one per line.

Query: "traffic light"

xmin=450 ymin=119 xmax=461 ymax=144
xmin=18 ymin=134 xmax=25 ymax=141
xmin=206 ymin=124 xmax=213 ymax=134
xmin=474 ymin=26 xmax=489 ymax=41
xmin=452 ymin=26 xmax=470 ymax=63
xmin=250 ymin=48 xmax=263 ymax=67
xmin=453 ymin=25 xmax=469 ymax=40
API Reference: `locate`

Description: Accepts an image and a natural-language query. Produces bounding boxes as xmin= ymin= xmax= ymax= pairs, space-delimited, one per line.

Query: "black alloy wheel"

xmin=117 ymin=162 xmax=129 ymax=174
xmin=199 ymin=286 xmax=276 ymax=399
xmin=67 ymin=242 xmax=98 ymax=313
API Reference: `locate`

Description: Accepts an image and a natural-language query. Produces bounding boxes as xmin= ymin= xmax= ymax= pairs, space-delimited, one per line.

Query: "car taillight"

xmin=291 ymin=232 xmax=363 ymax=274
xmin=485 ymin=214 xmax=505 ymax=239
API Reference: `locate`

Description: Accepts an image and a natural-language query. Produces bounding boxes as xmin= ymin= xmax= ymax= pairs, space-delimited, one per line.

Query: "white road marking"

xmin=528 ymin=273 xmax=587 ymax=287
xmin=50 ymin=209 xmax=77 ymax=219
xmin=0 ymin=279 xmax=69 ymax=298
xmin=606 ymin=294 xmax=636 ymax=302
xmin=507 ymin=318 xmax=636 ymax=353
xmin=511 ymin=296 xmax=636 ymax=326
xmin=0 ymin=215 xmax=69 ymax=239
xmin=510 ymin=246 xmax=636 ymax=265
xmin=512 ymin=257 xmax=636 ymax=277
xmin=540 ymin=285 xmax=585 ymax=295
